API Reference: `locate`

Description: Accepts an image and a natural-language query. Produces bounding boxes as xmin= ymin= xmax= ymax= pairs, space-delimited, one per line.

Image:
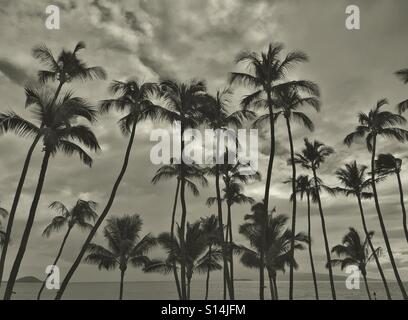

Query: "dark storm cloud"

xmin=0 ymin=59 xmax=34 ymax=86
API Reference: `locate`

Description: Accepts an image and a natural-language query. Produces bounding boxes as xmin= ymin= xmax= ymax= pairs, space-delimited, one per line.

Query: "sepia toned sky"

xmin=0 ymin=0 xmax=408 ymax=288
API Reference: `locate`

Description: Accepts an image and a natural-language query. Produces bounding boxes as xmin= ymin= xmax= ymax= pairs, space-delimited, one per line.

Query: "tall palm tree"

xmin=151 ymin=161 xmax=208 ymax=299
xmin=271 ymin=84 xmax=320 ymax=299
xmin=146 ymin=221 xmax=221 ymax=300
xmin=230 ymin=43 xmax=318 ymax=299
xmin=85 ymin=214 xmax=156 ymax=300
xmin=158 ymin=79 xmax=207 ymax=300
xmin=375 ymin=154 xmax=408 ymax=244
xmin=239 ymin=212 xmax=308 ymax=300
xmin=289 ymin=175 xmax=320 ymax=299
xmin=37 ymin=199 xmax=98 ymax=300
xmin=329 ymin=228 xmax=381 ymax=300
xmin=0 ymin=204 xmax=8 ymax=247
xmin=344 ymin=99 xmax=408 ymax=299
xmin=3 ymin=90 xmax=100 ymax=299
xmin=200 ymin=215 xmax=222 ymax=300
xmin=293 ymin=138 xmax=337 ymax=299
xmin=55 ymin=79 xmax=164 ymax=299
xmin=334 ymin=161 xmax=391 ymax=299
xmin=395 ymin=68 xmax=408 ymax=114
xmin=0 ymin=42 xmax=106 ymax=285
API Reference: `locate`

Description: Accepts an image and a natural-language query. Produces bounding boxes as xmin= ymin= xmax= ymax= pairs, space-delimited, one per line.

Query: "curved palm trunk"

xmin=170 ymin=179 xmax=182 ymax=300
xmin=261 ymin=93 xmax=276 ymax=300
xmin=0 ymin=134 xmax=41 ymax=286
xmin=396 ymin=172 xmax=408 ymax=244
xmin=227 ymin=203 xmax=234 ymax=299
xmin=312 ymin=168 xmax=336 ymax=300
xmin=361 ymin=269 xmax=372 ymax=300
xmin=0 ymin=83 xmax=63 ymax=286
xmin=370 ymin=136 xmax=407 ymax=299
xmin=204 ymin=245 xmax=212 ymax=300
xmin=356 ymin=195 xmax=391 ymax=300
xmin=119 ymin=268 xmax=126 ymax=300
xmin=272 ymin=272 xmax=278 ymax=300
xmin=266 ymin=268 xmax=276 ymax=300
xmin=37 ymin=225 xmax=73 ymax=300
xmin=285 ymin=118 xmax=297 ymax=300
xmin=55 ymin=121 xmax=138 ymax=300
xmin=306 ymin=193 xmax=319 ymax=300
xmin=4 ymin=150 xmax=51 ymax=300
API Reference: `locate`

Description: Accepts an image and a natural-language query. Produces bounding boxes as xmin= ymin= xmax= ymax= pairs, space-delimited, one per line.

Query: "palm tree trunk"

xmin=227 ymin=203 xmax=234 ymax=299
xmin=312 ymin=168 xmax=336 ymax=300
xmin=267 ymin=268 xmax=276 ymax=300
xmin=285 ymin=117 xmax=297 ymax=300
xmin=4 ymin=150 xmax=51 ymax=300
xmin=119 ymin=269 xmax=125 ymax=300
xmin=187 ymin=276 xmax=191 ymax=300
xmin=37 ymin=225 xmax=73 ymax=300
xmin=0 ymin=134 xmax=41 ymax=286
xmin=204 ymin=245 xmax=212 ymax=300
xmin=306 ymin=193 xmax=319 ymax=300
xmin=361 ymin=269 xmax=372 ymax=300
xmin=170 ymin=179 xmax=182 ymax=300
xmin=396 ymin=172 xmax=408 ymax=244
xmin=272 ymin=272 xmax=278 ymax=300
xmin=261 ymin=91 xmax=276 ymax=300
xmin=179 ymin=122 xmax=188 ymax=301
xmin=356 ymin=195 xmax=391 ymax=300
xmin=55 ymin=121 xmax=138 ymax=300
xmin=0 ymin=82 xmax=63 ymax=286
xmin=370 ymin=135 xmax=407 ymax=299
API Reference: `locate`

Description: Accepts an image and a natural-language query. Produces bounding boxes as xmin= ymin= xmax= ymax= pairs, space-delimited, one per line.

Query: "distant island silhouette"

xmin=16 ymin=276 xmax=41 ymax=283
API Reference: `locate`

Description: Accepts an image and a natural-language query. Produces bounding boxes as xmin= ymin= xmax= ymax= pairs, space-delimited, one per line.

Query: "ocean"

xmin=1 ymin=280 xmax=404 ymax=300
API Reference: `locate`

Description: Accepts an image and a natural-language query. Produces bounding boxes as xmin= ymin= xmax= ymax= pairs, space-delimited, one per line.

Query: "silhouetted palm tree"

xmin=272 ymin=84 xmax=320 ymax=299
xmin=230 ymin=43 xmax=318 ymax=299
xmin=200 ymin=215 xmax=223 ymax=300
xmin=329 ymin=228 xmax=381 ymax=300
xmin=146 ymin=221 xmax=221 ymax=300
xmin=375 ymin=154 xmax=408 ymax=244
xmin=0 ymin=41 xmax=105 ymax=285
xmin=85 ymin=214 xmax=156 ymax=300
xmin=3 ymin=89 xmax=100 ymax=300
xmin=289 ymin=175 xmax=320 ymax=299
xmin=151 ymin=161 xmax=208 ymax=299
xmin=239 ymin=212 xmax=307 ymax=300
xmin=56 ymin=79 xmax=164 ymax=299
xmin=293 ymin=138 xmax=336 ymax=299
xmin=0 ymin=204 xmax=8 ymax=247
xmin=334 ymin=161 xmax=391 ymax=299
xmin=37 ymin=199 xmax=98 ymax=300
xmin=344 ymin=99 xmax=408 ymax=299
xmin=395 ymin=68 xmax=408 ymax=113
xmin=158 ymin=79 xmax=207 ymax=300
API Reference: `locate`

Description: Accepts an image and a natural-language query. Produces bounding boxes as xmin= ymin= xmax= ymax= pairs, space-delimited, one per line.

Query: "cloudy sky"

xmin=0 ymin=0 xmax=408 ymax=295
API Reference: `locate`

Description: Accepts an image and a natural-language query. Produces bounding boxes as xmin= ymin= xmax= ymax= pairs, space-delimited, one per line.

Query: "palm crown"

xmin=334 ymin=161 xmax=373 ymax=199
xmin=293 ymin=138 xmax=334 ymax=170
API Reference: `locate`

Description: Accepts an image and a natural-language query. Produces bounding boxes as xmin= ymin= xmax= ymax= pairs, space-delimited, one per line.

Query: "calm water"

xmin=1 ymin=280 xmax=405 ymax=300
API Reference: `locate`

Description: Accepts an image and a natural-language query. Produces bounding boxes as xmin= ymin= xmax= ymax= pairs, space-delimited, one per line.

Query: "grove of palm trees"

xmin=0 ymin=0 xmax=407 ymax=302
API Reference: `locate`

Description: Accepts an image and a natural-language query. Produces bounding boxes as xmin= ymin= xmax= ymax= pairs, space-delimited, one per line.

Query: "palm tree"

xmin=293 ymin=138 xmax=336 ymax=299
xmin=146 ymin=221 xmax=222 ymax=300
xmin=344 ymin=99 xmax=408 ymax=299
xmin=200 ymin=215 xmax=222 ymax=300
xmin=56 ymin=79 xmax=164 ymax=299
xmin=334 ymin=161 xmax=391 ymax=299
xmin=37 ymin=199 xmax=98 ymax=300
xmin=0 ymin=204 xmax=8 ymax=247
xmin=230 ymin=43 xmax=318 ymax=299
xmin=395 ymin=68 xmax=408 ymax=113
xmin=0 ymin=41 xmax=106 ymax=285
xmin=151 ymin=161 xmax=208 ymax=299
xmin=3 ymin=89 xmax=100 ymax=299
xmin=375 ymin=154 xmax=408 ymax=244
xmin=289 ymin=175 xmax=320 ymax=299
xmin=271 ymin=84 xmax=320 ymax=299
xmin=85 ymin=214 xmax=156 ymax=300
xmin=158 ymin=79 xmax=207 ymax=300
xmin=329 ymin=228 xmax=381 ymax=300
xmin=239 ymin=211 xmax=308 ymax=300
